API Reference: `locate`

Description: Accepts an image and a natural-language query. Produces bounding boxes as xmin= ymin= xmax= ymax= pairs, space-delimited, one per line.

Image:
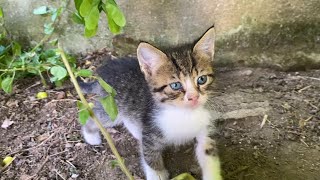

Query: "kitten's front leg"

xmin=140 ymin=137 xmax=169 ymax=180
xmin=196 ymin=133 xmax=222 ymax=180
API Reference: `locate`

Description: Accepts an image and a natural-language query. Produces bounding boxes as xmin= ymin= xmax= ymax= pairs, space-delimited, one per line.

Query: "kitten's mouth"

xmin=186 ymin=101 xmax=201 ymax=109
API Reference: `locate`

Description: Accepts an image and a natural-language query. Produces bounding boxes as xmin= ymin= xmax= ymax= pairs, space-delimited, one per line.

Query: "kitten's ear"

xmin=193 ymin=27 xmax=216 ymax=60
xmin=137 ymin=42 xmax=167 ymax=76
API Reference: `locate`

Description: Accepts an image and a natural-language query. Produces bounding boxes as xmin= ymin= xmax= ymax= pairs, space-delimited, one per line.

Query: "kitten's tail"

xmin=77 ymin=77 xmax=103 ymax=95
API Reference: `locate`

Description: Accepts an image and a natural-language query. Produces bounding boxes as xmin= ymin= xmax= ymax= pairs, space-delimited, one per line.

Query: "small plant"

xmin=0 ymin=2 xmax=92 ymax=93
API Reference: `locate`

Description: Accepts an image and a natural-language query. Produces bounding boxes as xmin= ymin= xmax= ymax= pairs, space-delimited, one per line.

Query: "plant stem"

xmin=38 ymin=70 xmax=48 ymax=87
xmin=30 ymin=35 xmax=51 ymax=53
xmin=30 ymin=0 xmax=69 ymax=53
xmin=58 ymin=43 xmax=134 ymax=180
xmin=0 ymin=68 xmax=27 ymax=72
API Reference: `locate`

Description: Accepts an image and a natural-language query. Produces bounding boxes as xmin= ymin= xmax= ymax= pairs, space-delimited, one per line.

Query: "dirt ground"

xmin=0 ymin=52 xmax=320 ymax=180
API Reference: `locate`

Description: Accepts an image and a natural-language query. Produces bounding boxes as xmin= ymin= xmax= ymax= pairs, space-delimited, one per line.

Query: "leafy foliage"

xmin=72 ymin=0 xmax=126 ymax=37
xmin=77 ymin=101 xmax=91 ymax=125
xmin=0 ymin=4 xmax=91 ymax=93
xmin=0 ymin=2 xmax=119 ymax=126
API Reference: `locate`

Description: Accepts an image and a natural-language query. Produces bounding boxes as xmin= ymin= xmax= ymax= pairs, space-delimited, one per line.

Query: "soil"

xmin=0 ymin=52 xmax=319 ymax=180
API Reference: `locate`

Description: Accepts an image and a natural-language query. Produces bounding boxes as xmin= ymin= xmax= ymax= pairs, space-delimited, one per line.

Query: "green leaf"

xmin=67 ymin=55 xmax=76 ymax=64
xmin=106 ymin=0 xmax=117 ymax=6
xmin=0 ymin=44 xmax=11 ymax=56
xmin=76 ymin=69 xmax=93 ymax=77
xmin=171 ymin=173 xmax=196 ymax=180
xmin=77 ymin=101 xmax=90 ymax=125
xmin=103 ymin=4 xmax=121 ymax=34
xmin=54 ymin=79 xmax=64 ymax=87
xmin=2 ymin=156 xmax=15 ymax=168
xmin=36 ymin=92 xmax=48 ymax=99
xmin=99 ymin=95 xmax=118 ymax=121
xmin=110 ymin=160 xmax=119 ymax=169
xmin=93 ymin=0 xmax=101 ymax=6
xmin=106 ymin=12 xmax=121 ymax=34
xmin=12 ymin=42 xmax=21 ymax=56
xmin=84 ymin=26 xmax=98 ymax=37
xmin=44 ymin=23 xmax=54 ymax=35
xmin=1 ymin=76 xmax=13 ymax=94
xmin=51 ymin=7 xmax=62 ymax=22
xmin=84 ymin=6 xmax=100 ymax=30
xmin=49 ymin=38 xmax=58 ymax=46
xmin=50 ymin=66 xmax=67 ymax=81
xmin=98 ymin=77 xmax=116 ymax=96
xmin=72 ymin=12 xmax=85 ymax=24
xmin=0 ymin=7 xmax=4 ymax=18
xmin=105 ymin=3 xmax=126 ymax=27
xmin=74 ymin=0 xmax=83 ymax=11
xmin=79 ymin=0 xmax=92 ymax=17
xmin=33 ymin=6 xmax=50 ymax=15
xmin=0 ymin=45 xmax=6 ymax=54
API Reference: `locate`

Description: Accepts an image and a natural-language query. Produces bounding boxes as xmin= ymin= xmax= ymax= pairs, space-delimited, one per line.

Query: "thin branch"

xmin=58 ymin=43 xmax=134 ymax=180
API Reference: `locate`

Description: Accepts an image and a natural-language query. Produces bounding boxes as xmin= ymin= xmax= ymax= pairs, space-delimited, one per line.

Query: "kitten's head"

xmin=137 ymin=27 xmax=215 ymax=109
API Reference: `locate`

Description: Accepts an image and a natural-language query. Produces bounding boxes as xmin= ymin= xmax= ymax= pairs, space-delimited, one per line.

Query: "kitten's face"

xmin=137 ymin=27 xmax=215 ymax=109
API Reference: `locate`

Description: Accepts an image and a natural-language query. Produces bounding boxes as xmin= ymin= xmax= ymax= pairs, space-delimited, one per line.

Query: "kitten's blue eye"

xmin=170 ymin=82 xmax=182 ymax=90
xmin=197 ymin=75 xmax=207 ymax=85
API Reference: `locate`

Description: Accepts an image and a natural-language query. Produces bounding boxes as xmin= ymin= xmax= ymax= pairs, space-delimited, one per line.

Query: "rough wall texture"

xmin=1 ymin=0 xmax=320 ymax=70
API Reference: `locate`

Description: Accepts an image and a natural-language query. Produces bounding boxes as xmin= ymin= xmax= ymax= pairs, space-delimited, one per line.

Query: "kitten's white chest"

xmin=156 ymin=106 xmax=211 ymax=145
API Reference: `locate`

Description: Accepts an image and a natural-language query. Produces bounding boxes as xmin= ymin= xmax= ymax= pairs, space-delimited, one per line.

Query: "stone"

xmin=1 ymin=0 xmax=320 ymax=70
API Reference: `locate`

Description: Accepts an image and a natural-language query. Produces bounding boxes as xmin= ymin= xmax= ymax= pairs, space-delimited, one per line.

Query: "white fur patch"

xmin=142 ymin=158 xmax=169 ymax=180
xmin=81 ymin=127 xmax=102 ymax=145
xmin=196 ymin=134 xmax=222 ymax=180
xmin=157 ymin=106 xmax=211 ymax=145
xmin=123 ymin=118 xmax=142 ymax=141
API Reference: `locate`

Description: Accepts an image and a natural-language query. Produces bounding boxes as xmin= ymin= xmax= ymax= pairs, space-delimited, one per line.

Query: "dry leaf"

xmin=19 ymin=174 xmax=33 ymax=180
xmin=36 ymin=133 xmax=50 ymax=142
xmin=56 ymin=91 xmax=65 ymax=99
xmin=1 ymin=119 xmax=14 ymax=129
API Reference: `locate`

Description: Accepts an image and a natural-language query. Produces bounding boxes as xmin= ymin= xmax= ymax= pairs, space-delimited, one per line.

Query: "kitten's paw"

xmin=143 ymin=162 xmax=169 ymax=180
xmin=207 ymin=174 xmax=223 ymax=180
xmin=146 ymin=169 xmax=169 ymax=180
xmin=81 ymin=127 xmax=102 ymax=145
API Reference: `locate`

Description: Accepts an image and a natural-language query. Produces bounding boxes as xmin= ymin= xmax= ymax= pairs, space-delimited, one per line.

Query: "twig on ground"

xmin=300 ymin=139 xmax=309 ymax=147
xmin=25 ymin=81 xmax=41 ymax=91
xmin=260 ymin=115 xmax=268 ymax=129
xmin=288 ymin=75 xmax=320 ymax=81
xmin=303 ymin=100 xmax=319 ymax=110
xmin=49 ymin=150 xmax=68 ymax=157
xmin=65 ymin=160 xmax=76 ymax=168
xmin=299 ymin=116 xmax=313 ymax=128
xmin=54 ymin=169 xmax=66 ymax=180
xmin=44 ymin=99 xmax=78 ymax=107
xmin=298 ymin=85 xmax=312 ymax=93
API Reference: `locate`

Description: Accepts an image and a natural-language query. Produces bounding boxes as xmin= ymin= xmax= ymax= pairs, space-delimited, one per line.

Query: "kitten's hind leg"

xmin=81 ymin=104 xmax=123 ymax=145
xmin=196 ymin=133 xmax=222 ymax=180
xmin=140 ymin=135 xmax=169 ymax=180
xmin=81 ymin=119 xmax=102 ymax=145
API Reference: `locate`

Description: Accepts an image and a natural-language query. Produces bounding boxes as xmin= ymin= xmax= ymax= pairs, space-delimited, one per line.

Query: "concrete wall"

xmin=1 ymin=0 xmax=320 ymax=70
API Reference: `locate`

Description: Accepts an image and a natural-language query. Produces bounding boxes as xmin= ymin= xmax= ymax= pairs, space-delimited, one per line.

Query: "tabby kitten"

xmin=80 ymin=27 xmax=222 ymax=180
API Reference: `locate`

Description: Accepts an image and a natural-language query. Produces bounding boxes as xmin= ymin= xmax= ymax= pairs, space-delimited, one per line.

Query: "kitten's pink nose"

xmin=187 ymin=94 xmax=199 ymax=102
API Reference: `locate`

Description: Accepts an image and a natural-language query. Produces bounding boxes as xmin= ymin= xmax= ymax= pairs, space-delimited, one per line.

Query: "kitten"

xmin=80 ymin=27 xmax=222 ymax=180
